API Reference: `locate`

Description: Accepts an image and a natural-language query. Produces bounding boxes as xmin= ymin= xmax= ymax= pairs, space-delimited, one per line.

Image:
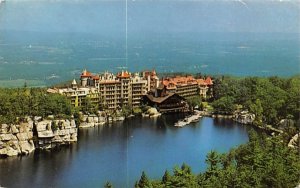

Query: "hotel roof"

xmin=145 ymin=93 xmax=176 ymax=104
xmin=162 ymin=76 xmax=198 ymax=88
xmin=80 ymin=69 xmax=93 ymax=78
xmin=205 ymin=77 xmax=213 ymax=85
xmin=117 ymin=70 xmax=130 ymax=78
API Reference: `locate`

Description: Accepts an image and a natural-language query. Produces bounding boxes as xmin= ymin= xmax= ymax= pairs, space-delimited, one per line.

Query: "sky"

xmin=0 ymin=0 xmax=299 ymax=35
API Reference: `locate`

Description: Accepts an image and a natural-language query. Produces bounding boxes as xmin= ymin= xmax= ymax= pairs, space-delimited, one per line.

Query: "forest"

xmin=0 ymin=88 xmax=72 ymax=124
xmin=210 ymin=75 xmax=300 ymax=143
xmin=130 ymin=131 xmax=300 ymax=188
xmin=211 ymin=75 xmax=300 ymax=125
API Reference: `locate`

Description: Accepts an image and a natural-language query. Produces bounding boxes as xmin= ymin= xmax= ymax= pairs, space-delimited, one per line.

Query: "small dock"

xmin=174 ymin=111 xmax=202 ymax=127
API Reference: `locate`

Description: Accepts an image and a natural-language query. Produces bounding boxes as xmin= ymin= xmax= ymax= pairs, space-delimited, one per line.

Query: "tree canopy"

xmin=133 ymin=131 xmax=300 ymax=188
xmin=0 ymin=88 xmax=72 ymax=124
xmin=212 ymin=76 xmax=300 ymax=125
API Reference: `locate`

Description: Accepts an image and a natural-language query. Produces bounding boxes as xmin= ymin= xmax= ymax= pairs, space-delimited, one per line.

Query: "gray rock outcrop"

xmin=0 ymin=117 xmax=78 ymax=157
xmin=233 ymin=110 xmax=255 ymax=124
xmin=79 ymin=114 xmax=106 ymax=128
xmin=0 ymin=121 xmax=34 ymax=156
xmin=288 ymin=133 xmax=299 ymax=149
xmin=36 ymin=119 xmax=77 ymax=149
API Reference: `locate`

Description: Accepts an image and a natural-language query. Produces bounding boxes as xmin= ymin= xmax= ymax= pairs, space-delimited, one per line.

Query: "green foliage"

xmin=136 ymin=171 xmax=152 ymax=188
xmin=82 ymin=97 xmax=98 ymax=114
xmin=187 ymin=95 xmax=202 ymax=111
xmin=121 ymin=105 xmax=132 ymax=118
xmin=135 ymin=131 xmax=300 ymax=188
xmin=103 ymin=181 xmax=113 ymax=188
xmin=249 ymin=99 xmax=263 ymax=125
xmin=141 ymin=105 xmax=151 ymax=113
xmin=0 ymin=88 xmax=73 ymax=124
xmin=211 ymin=96 xmax=235 ymax=114
xmin=161 ymin=170 xmax=171 ymax=184
xmin=205 ymin=151 xmax=221 ymax=177
xmin=133 ymin=107 xmax=142 ymax=115
xmin=51 ymin=121 xmax=58 ymax=131
xmin=212 ymin=76 xmax=300 ymax=125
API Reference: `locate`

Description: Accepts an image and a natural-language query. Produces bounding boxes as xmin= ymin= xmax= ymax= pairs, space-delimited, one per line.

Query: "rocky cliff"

xmin=0 ymin=121 xmax=35 ymax=157
xmin=36 ymin=119 xmax=77 ymax=149
xmin=79 ymin=115 xmax=106 ymax=128
xmin=0 ymin=117 xmax=77 ymax=157
xmin=233 ymin=111 xmax=255 ymax=125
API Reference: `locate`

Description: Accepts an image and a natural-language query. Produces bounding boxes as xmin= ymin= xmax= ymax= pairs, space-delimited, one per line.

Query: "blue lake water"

xmin=0 ymin=116 xmax=250 ymax=188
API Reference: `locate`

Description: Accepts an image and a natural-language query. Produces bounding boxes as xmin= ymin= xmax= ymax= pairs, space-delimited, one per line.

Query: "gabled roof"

xmin=117 ymin=70 xmax=130 ymax=78
xmin=162 ymin=76 xmax=198 ymax=89
xmin=80 ymin=69 xmax=93 ymax=78
xmin=92 ymin=75 xmax=100 ymax=80
xmin=145 ymin=93 xmax=175 ymax=104
xmin=196 ymin=79 xmax=208 ymax=86
xmin=205 ymin=77 xmax=213 ymax=85
xmin=145 ymin=93 xmax=185 ymax=104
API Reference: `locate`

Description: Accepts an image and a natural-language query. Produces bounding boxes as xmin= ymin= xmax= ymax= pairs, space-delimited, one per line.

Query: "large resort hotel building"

xmin=161 ymin=76 xmax=213 ymax=99
xmin=48 ymin=69 xmax=213 ymax=110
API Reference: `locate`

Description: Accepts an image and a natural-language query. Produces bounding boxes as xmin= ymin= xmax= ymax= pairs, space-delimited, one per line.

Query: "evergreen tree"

xmin=137 ymin=171 xmax=151 ymax=188
xmin=161 ymin=170 xmax=171 ymax=184
xmin=103 ymin=181 xmax=113 ymax=188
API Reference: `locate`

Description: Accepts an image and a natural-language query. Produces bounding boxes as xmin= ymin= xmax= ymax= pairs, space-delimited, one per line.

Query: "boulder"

xmin=81 ymin=115 xmax=88 ymax=122
xmin=288 ymin=133 xmax=299 ymax=148
xmin=278 ymin=119 xmax=295 ymax=130
xmin=87 ymin=117 xmax=94 ymax=123
xmin=34 ymin=116 xmax=42 ymax=122
xmin=36 ymin=120 xmax=52 ymax=132
xmin=69 ymin=128 xmax=77 ymax=134
xmin=5 ymin=146 xmax=19 ymax=156
xmin=64 ymin=120 xmax=71 ymax=128
xmin=19 ymin=140 xmax=35 ymax=154
xmin=55 ymin=129 xmax=70 ymax=136
xmin=47 ymin=115 xmax=54 ymax=119
xmin=0 ymin=148 xmax=7 ymax=156
xmin=27 ymin=120 xmax=34 ymax=130
xmin=37 ymin=130 xmax=54 ymax=138
xmin=79 ymin=122 xmax=94 ymax=128
xmin=0 ymin=124 xmax=8 ymax=129
xmin=0 ymin=124 xmax=8 ymax=134
xmin=0 ymin=134 xmax=17 ymax=141
xmin=70 ymin=134 xmax=77 ymax=142
xmin=27 ymin=132 xmax=33 ymax=139
xmin=147 ymin=108 xmax=158 ymax=115
xmin=11 ymin=125 xmax=19 ymax=134
xmin=60 ymin=135 xmax=70 ymax=142
xmin=16 ymin=133 xmax=29 ymax=141
xmin=93 ymin=117 xmax=99 ymax=123
xmin=52 ymin=135 xmax=63 ymax=143
xmin=99 ymin=116 xmax=106 ymax=122
xmin=70 ymin=120 xmax=76 ymax=128
xmin=234 ymin=111 xmax=255 ymax=124
xmin=9 ymin=141 xmax=21 ymax=154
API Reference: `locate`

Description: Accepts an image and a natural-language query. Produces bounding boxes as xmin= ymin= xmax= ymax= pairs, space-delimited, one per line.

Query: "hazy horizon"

xmin=0 ymin=0 xmax=299 ymax=87
xmin=1 ymin=0 xmax=299 ymax=34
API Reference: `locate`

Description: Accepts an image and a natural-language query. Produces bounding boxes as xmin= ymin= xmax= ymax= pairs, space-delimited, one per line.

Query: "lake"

xmin=0 ymin=116 xmax=249 ymax=188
